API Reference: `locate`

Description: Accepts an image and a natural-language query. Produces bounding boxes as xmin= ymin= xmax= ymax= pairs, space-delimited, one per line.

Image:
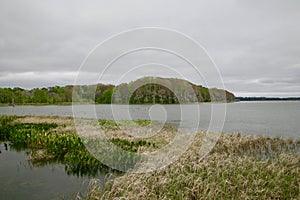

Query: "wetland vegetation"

xmin=0 ymin=116 xmax=172 ymax=175
xmin=86 ymin=133 xmax=300 ymax=199
xmin=0 ymin=116 xmax=162 ymax=177
xmin=1 ymin=115 xmax=299 ymax=199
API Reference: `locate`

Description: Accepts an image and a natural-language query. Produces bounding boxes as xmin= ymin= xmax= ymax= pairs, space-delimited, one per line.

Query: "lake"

xmin=0 ymin=101 xmax=299 ymax=199
xmin=0 ymin=101 xmax=299 ymax=138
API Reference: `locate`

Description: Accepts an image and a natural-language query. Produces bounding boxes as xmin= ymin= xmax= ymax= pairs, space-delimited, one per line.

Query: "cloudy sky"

xmin=0 ymin=0 xmax=299 ymax=97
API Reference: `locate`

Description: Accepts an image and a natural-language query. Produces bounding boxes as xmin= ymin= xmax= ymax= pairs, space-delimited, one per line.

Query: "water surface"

xmin=0 ymin=101 xmax=299 ymax=138
xmin=0 ymin=143 xmax=107 ymax=200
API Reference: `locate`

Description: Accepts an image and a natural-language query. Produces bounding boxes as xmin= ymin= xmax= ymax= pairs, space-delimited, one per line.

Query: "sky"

xmin=0 ymin=0 xmax=299 ymax=97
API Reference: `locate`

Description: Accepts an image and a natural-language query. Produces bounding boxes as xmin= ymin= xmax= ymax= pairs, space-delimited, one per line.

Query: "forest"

xmin=0 ymin=77 xmax=235 ymax=105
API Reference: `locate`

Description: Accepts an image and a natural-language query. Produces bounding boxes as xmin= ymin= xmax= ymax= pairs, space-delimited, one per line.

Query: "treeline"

xmin=0 ymin=84 xmax=113 ymax=104
xmin=0 ymin=77 xmax=235 ymax=105
xmin=0 ymin=86 xmax=68 ymax=104
xmin=236 ymin=97 xmax=300 ymax=101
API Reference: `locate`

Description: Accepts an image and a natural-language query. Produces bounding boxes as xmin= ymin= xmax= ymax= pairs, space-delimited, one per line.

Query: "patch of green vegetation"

xmin=0 ymin=115 xmax=19 ymax=127
xmin=0 ymin=116 xmax=158 ymax=176
xmin=98 ymin=119 xmax=118 ymax=129
xmin=110 ymin=138 xmax=156 ymax=152
xmin=98 ymin=119 xmax=155 ymax=130
xmin=0 ymin=123 xmax=58 ymax=144
xmin=118 ymin=119 xmax=154 ymax=127
xmin=96 ymin=88 xmax=114 ymax=104
xmin=198 ymin=85 xmax=211 ymax=102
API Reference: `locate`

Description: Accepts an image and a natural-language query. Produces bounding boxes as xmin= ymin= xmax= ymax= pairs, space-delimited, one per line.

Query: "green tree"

xmin=33 ymin=88 xmax=49 ymax=103
xmin=49 ymin=86 xmax=65 ymax=103
xmin=0 ymin=88 xmax=12 ymax=103
xmin=198 ymin=85 xmax=211 ymax=102
xmin=97 ymin=88 xmax=114 ymax=104
xmin=64 ymin=86 xmax=73 ymax=102
xmin=12 ymin=87 xmax=24 ymax=104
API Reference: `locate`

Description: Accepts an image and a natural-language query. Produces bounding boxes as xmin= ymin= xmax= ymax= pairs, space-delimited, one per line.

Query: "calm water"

xmin=0 ymin=101 xmax=299 ymax=138
xmin=0 ymin=143 xmax=84 ymax=199
xmin=0 ymin=101 xmax=299 ymax=199
xmin=0 ymin=142 xmax=110 ymax=200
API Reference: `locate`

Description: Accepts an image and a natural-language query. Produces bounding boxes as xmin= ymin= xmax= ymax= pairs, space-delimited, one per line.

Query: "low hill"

xmin=0 ymin=77 xmax=235 ymax=105
xmin=110 ymin=77 xmax=235 ymax=104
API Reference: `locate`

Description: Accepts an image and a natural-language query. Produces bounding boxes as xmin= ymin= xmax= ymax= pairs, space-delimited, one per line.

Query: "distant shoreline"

xmin=236 ymin=97 xmax=300 ymax=101
xmin=1 ymin=99 xmax=300 ymax=107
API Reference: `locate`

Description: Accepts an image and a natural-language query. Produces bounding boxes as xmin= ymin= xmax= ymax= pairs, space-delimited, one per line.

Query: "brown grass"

xmin=85 ymin=133 xmax=300 ymax=200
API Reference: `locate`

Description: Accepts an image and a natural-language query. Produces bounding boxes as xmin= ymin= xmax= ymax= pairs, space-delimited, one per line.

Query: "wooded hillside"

xmin=0 ymin=77 xmax=235 ymax=104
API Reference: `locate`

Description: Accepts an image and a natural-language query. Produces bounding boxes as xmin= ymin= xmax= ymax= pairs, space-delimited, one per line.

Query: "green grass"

xmin=0 ymin=115 xmax=19 ymax=126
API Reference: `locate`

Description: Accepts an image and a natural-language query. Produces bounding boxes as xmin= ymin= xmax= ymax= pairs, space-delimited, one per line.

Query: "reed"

xmin=86 ymin=133 xmax=300 ymax=199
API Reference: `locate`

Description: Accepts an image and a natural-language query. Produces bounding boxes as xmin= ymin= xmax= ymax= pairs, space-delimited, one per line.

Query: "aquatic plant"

xmin=0 ymin=115 xmax=19 ymax=125
xmin=110 ymin=138 xmax=155 ymax=152
xmin=0 ymin=116 xmax=158 ymax=177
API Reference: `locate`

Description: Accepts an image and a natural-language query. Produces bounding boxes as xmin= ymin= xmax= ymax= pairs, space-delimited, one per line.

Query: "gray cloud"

xmin=0 ymin=0 xmax=299 ymax=97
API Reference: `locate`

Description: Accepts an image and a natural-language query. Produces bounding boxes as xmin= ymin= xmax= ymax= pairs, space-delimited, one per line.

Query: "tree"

xmin=33 ymin=88 xmax=49 ymax=103
xmin=64 ymin=86 xmax=73 ymax=102
xmin=198 ymin=86 xmax=211 ymax=102
xmin=0 ymin=88 xmax=12 ymax=103
xmin=12 ymin=87 xmax=24 ymax=104
xmin=97 ymin=88 xmax=114 ymax=104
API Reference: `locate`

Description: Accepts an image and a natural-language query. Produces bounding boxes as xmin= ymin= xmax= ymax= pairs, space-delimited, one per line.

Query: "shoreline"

xmin=1 ymin=99 xmax=299 ymax=107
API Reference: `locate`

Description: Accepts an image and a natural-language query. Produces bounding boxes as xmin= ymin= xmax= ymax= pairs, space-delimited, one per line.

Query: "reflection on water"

xmin=0 ymin=142 xmax=112 ymax=200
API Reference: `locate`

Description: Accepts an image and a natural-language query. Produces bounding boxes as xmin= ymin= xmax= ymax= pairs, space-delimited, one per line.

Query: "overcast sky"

xmin=0 ymin=0 xmax=299 ymax=97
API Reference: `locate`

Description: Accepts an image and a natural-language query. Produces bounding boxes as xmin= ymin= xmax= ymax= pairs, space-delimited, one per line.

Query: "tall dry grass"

xmin=85 ymin=133 xmax=300 ymax=200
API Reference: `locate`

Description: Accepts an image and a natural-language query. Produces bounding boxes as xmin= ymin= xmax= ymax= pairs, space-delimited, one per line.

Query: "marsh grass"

xmin=1 ymin=115 xmax=299 ymax=199
xmin=0 ymin=116 xmax=160 ymax=176
xmin=99 ymin=119 xmax=155 ymax=130
xmin=99 ymin=121 xmax=177 ymax=152
xmin=110 ymin=138 xmax=156 ymax=152
xmin=86 ymin=133 xmax=300 ymax=200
